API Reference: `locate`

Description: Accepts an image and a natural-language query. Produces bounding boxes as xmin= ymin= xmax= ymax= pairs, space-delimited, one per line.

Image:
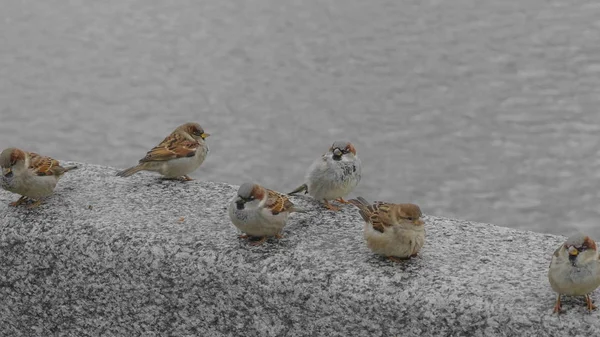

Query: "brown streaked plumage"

xmin=350 ymin=198 xmax=423 ymax=233
xmin=139 ymin=138 xmax=199 ymax=163
xmin=28 ymin=152 xmax=74 ymax=176
xmin=266 ymin=188 xmax=296 ymax=215
xmin=229 ymin=182 xmax=305 ymax=245
xmin=1 ymin=147 xmax=77 ymax=208
xmin=349 ymin=196 xmax=425 ymax=261
xmin=116 ymin=122 xmax=210 ymax=180
xmin=245 ymin=183 xmax=300 ymax=216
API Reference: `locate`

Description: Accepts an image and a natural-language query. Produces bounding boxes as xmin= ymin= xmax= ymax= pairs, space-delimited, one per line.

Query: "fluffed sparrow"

xmin=348 ymin=196 xmax=425 ymax=262
xmin=0 ymin=147 xmax=78 ymax=208
xmin=548 ymin=233 xmax=600 ymax=313
xmin=289 ymin=140 xmax=361 ymax=211
xmin=229 ymin=182 xmax=304 ymax=245
xmin=116 ymin=122 xmax=210 ymax=181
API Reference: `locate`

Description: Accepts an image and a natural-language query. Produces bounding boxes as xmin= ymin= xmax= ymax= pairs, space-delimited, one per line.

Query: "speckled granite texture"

xmin=1 ymin=163 xmax=599 ymax=336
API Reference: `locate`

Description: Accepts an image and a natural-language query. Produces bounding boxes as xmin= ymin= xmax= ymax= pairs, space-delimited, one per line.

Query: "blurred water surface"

xmin=2 ymin=0 xmax=600 ymax=238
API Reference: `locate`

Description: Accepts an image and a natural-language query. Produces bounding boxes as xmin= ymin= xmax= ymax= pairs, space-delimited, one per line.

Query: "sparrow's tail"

xmin=63 ymin=165 xmax=79 ymax=173
xmin=116 ymin=165 xmax=144 ymax=177
xmin=288 ymin=183 xmax=308 ymax=195
xmin=348 ymin=196 xmax=372 ymax=222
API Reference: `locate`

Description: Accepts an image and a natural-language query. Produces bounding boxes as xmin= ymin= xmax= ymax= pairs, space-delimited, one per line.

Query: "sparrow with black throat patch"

xmin=289 ymin=140 xmax=361 ymax=211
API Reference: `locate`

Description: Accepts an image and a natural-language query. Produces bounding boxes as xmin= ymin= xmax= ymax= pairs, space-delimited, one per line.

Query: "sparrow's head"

xmin=0 ymin=148 xmax=27 ymax=177
xmin=394 ymin=203 xmax=424 ymax=227
xmin=234 ymin=182 xmax=266 ymax=210
xmin=178 ymin=122 xmax=210 ymax=140
xmin=563 ymin=234 xmax=598 ymax=266
xmin=328 ymin=141 xmax=357 ymax=161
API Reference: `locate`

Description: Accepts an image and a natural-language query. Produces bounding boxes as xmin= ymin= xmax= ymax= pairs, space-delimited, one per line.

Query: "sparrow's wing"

xmin=367 ymin=201 xmax=396 ymax=233
xmin=549 ymin=245 xmax=562 ymax=268
xmin=266 ymin=189 xmax=296 ymax=215
xmin=139 ymin=133 xmax=199 ymax=163
xmin=28 ymin=152 xmax=65 ymax=176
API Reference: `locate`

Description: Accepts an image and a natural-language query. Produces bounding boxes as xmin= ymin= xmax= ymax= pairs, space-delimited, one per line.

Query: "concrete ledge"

xmin=0 ymin=162 xmax=598 ymax=336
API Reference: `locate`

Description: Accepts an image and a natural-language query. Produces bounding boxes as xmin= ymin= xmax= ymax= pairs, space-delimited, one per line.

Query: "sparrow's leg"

xmin=585 ymin=294 xmax=597 ymax=311
xmin=323 ymin=199 xmax=340 ymax=211
xmin=249 ymin=236 xmax=268 ymax=246
xmin=181 ymin=175 xmax=193 ymax=181
xmin=275 ymin=233 xmax=284 ymax=239
xmin=26 ymin=199 xmax=43 ymax=209
xmin=9 ymin=196 xmax=28 ymax=207
xmin=553 ymin=294 xmax=562 ymax=314
xmin=335 ymin=197 xmax=350 ymax=204
xmin=238 ymin=234 xmax=250 ymax=239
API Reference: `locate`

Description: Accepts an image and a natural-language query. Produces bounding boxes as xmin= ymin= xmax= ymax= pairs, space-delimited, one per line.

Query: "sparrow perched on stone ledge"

xmin=0 ymin=147 xmax=78 ymax=208
xmin=348 ymin=197 xmax=425 ymax=262
xmin=548 ymin=233 xmax=600 ymax=314
xmin=116 ymin=122 xmax=210 ymax=181
xmin=288 ymin=140 xmax=361 ymax=211
xmin=229 ymin=182 xmax=305 ymax=245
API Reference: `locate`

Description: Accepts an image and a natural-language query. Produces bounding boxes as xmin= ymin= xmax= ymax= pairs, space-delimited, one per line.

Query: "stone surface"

xmin=0 ymin=162 xmax=599 ymax=336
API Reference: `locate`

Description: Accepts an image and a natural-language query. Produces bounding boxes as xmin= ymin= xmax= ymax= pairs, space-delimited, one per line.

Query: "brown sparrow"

xmin=229 ymin=182 xmax=305 ymax=245
xmin=0 ymin=147 xmax=78 ymax=208
xmin=116 ymin=122 xmax=210 ymax=181
xmin=348 ymin=196 xmax=425 ymax=262
xmin=289 ymin=140 xmax=361 ymax=211
xmin=548 ymin=233 xmax=600 ymax=313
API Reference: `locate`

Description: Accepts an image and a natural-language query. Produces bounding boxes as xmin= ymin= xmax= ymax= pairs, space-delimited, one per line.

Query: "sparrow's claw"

xmin=9 ymin=196 xmax=28 ymax=207
xmin=323 ymin=199 xmax=340 ymax=211
xmin=335 ymin=197 xmax=350 ymax=204
xmin=26 ymin=199 xmax=42 ymax=209
xmin=275 ymin=233 xmax=283 ymax=239
xmin=238 ymin=234 xmax=250 ymax=239
xmin=553 ymin=295 xmax=562 ymax=314
xmin=586 ymin=294 xmax=597 ymax=311
xmin=181 ymin=175 xmax=193 ymax=181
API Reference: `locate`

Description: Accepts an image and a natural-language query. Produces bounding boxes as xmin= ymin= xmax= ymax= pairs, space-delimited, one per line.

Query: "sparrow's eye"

xmin=193 ymin=129 xmax=203 ymax=136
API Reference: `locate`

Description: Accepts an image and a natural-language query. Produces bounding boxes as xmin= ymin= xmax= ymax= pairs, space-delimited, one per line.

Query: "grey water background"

xmin=2 ymin=0 xmax=600 ymax=238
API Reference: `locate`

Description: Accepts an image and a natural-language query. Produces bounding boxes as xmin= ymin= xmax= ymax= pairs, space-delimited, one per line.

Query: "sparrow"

xmin=548 ymin=233 xmax=600 ymax=313
xmin=289 ymin=140 xmax=361 ymax=211
xmin=116 ymin=122 xmax=210 ymax=181
xmin=0 ymin=147 xmax=78 ymax=208
xmin=348 ymin=196 xmax=425 ymax=262
xmin=229 ymin=182 xmax=305 ymax=245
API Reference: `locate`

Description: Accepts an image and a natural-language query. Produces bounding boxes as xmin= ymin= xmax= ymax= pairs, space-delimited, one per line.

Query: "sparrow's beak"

xmin=235 ymin=198 xmax=246 ymax=210
xmin=2 ymin=167 xmax=12 ymax=177
xmin=201 ymin=133 xmax=210 ymax=139
xmin=414 ymin=219 xmax=424 ymax=226
xmin=568 ymin=246 xmax=579 ymax=264
xmin=332 ymin=148 xmax=342 ymax=160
